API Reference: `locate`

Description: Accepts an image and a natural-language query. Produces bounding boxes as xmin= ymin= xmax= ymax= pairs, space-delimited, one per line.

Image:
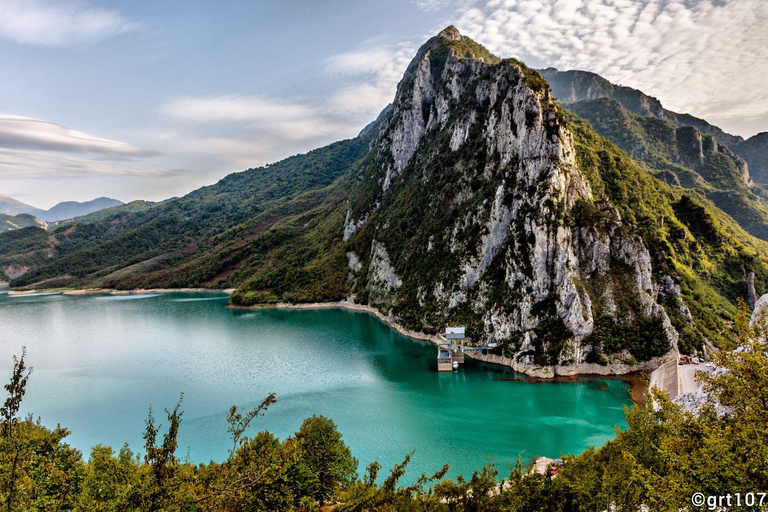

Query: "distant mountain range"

xmin=0 ymin=194 xmax=41 ymax=216
xmin=0 ymin=194 xmax=124 ymax=223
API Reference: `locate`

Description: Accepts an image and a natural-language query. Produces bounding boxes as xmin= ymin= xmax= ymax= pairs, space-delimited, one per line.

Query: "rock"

xmin=752 ymin=293 xmax=768 ymax=326
xmin=343 ymin=27 xmax=679 ymax=376
xmin=747 ymin=272 xmax=757 ymax=309
xmin=674 ymin=389 xmax=731 ymax=418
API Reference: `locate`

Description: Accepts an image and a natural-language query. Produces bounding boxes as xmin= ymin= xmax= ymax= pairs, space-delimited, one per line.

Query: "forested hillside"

xmin=566 ymin=97 xmax=768 ymax=242
xmin=4 ymin=27 xmax=768 ymax=371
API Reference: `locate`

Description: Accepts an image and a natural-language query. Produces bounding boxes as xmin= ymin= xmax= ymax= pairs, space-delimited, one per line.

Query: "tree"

xmin=135 ymin=396 xmax=185 ymax=510
xmin=295 ymin=415 xmax=358 ymax=504
xmin=0 ymin=347 xmax=31 ymax=512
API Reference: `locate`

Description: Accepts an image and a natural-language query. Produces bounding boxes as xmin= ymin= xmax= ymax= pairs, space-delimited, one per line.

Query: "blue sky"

xmin=1 ymin=0 xmax=767 ymax=208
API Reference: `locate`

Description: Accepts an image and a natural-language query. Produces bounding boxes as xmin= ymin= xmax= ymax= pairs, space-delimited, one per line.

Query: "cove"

xmin=0 ymin=292 xmax=631 ymax=481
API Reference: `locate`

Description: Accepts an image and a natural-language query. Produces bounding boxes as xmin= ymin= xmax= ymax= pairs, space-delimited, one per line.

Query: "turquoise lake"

xmin=0 ymin=291 xmax=631 ymax=480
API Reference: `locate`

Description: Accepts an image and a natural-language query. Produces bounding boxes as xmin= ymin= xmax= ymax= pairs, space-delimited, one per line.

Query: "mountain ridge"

xmin=0 ymin=193 xmax=43 ymax=217
xmin=38 ymin=197 xmax=125 ymax=222
xmin=3 ymin=27 xmax=767 ymax=376
xmin=539 ymin=67 xmax=747 ymax=147
xmin=0 ymin=194 xmax=125 ymax=223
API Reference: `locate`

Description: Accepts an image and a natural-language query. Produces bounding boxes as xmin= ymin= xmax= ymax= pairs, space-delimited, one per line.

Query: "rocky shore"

xmin=230 ymin=299 xmax=664 ymax=389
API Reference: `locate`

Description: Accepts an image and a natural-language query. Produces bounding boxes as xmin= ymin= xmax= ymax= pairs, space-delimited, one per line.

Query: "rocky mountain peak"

xmin=340 ymin=29 xmax=679 ymax=376
xmin=437 ymin=25 xmax=462 ymax=41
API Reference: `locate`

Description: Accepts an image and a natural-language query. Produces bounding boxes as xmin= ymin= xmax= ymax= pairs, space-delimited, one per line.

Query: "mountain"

xmin=3 ymin=27 xmax=768 ymax=376
xmin=37 ymin=197 xmax=124 ymax=222
xmin=539 ymin=68 xmax=745 ymax=147
xmin=0 ymin=213 xmax=46 ymax=233
xmin=0 ymin=194 xmax=43 ymax=216
xmin=0 ymin=194 xmax=126 ymax=230
xmin=540 ymin=67 xmax=768 ymax=189
xmin=563 ymin=97 xmax=768 ymax=241
xmin=734 ymin=133 xmax=768 ymax=184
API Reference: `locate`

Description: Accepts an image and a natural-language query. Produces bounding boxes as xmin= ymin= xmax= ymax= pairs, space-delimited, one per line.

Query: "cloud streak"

xmin=0 ymin=0 xmax=139 ymax=48
xmin=0 ymin=115 xmax=160 ymax=157
xmin=0 ymin=148 xmax=183 ymax=180
xmin=159 ymin=45 xmax=416 ymax=169
xmin=453 ymin=0 xmax=768 ymax=121
xmin=0 ymin=115 xmax=169 ymax=180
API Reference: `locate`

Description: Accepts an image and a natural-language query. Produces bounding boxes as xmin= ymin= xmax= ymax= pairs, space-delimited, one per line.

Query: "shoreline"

xmin=230 ymin=300 xmax=653 ymax=398
xmin=500 ymin=372 xmax=649 ymax=406
xmin=3 ymin=288 xmax=653 ymax=398
xmin=6 ymin=287 xmax=236 ymax=296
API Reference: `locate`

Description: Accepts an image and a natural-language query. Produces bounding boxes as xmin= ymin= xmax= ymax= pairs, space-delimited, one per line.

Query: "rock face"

xmin=735 ymin=132 xmax=768 ymax=184
xmin=539 ymin=68 xmax=744 ymax=148
xmin=343 ymin=27 xmax=678 ymax=376
xmin=751 ymin=293 xmax=768 ymax=326
xmin=540 ymin=68 xmax=667 ymax=120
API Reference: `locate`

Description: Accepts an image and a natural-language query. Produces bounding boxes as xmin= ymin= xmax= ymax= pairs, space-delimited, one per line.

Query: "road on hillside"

xmin=678 ymin=363 xmax=713 ymax=394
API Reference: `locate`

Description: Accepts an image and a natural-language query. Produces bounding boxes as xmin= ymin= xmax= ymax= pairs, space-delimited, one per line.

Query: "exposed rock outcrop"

xmin=343 ymin=27 xmax=679 ymax=376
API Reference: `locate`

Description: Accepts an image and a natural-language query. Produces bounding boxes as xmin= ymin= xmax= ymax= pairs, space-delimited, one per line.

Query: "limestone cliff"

xmin=9 ymin=26 xmax=766 ymax=377
xmin=343 ymin=27 xmax=679 ymax=377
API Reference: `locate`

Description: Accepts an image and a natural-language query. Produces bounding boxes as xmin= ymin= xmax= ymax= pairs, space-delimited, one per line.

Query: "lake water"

xmin=0 ymin=291 xmax=631 ymax=480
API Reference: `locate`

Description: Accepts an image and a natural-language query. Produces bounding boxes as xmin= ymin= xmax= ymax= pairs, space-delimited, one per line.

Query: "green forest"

xmin=2 ymin=303 xmax=767 ymax=511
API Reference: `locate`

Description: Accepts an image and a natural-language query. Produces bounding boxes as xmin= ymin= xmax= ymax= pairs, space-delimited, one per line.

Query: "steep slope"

xmin=735 ymin=133 xmax=768 ymax=184
xmin=565 ymin=98 xmax=768 ymax=241
xmin=0 ymin=194 xmax=43 ymax=216
xmin=5 ymin=27 xmax=768 ymax=376
xmin=38 ymin=197 xmax=124 ymax=222
xmin=539 ymin=68 xmax=744 ymax=147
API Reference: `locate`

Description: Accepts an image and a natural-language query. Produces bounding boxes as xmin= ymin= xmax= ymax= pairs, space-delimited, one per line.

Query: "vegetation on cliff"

xmin=566 ymin=97 xmax=768 ymax=243
xmin=4 ymin=28 xmax=768 ymax=363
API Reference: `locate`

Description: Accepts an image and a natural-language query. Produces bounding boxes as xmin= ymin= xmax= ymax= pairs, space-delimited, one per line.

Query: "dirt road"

xmin=678 ymin=363 xmax=713 ymax=394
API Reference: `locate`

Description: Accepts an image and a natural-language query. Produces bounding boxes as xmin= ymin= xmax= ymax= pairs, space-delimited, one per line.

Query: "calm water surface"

xmin=0 ymin=291 xmax=630 ymax=480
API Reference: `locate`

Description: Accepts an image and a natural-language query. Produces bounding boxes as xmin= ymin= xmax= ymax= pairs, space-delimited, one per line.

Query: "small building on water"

xmin=438 ymin=326 xmax=466 ymax=371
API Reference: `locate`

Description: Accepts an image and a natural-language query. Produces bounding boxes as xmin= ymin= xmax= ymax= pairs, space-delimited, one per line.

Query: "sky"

xmin=1 ymin=0 xmax=766 ymax=209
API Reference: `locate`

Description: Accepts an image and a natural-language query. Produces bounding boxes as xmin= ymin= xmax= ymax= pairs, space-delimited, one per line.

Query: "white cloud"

xmin=0 ymin=115 xmax=171 ymax=179
xmin=0 ymin=0 xmax=139 ymax=48
xmin=325 ymin=44 xmax=414 ymax=117
xmin=154 ymin=43 xmax=416 ymax=177
xmin=412 ymin=0 xmax=455 ymax=11
xmin=163 ymin=96 xmax=319 ymax=124
xmin=0 ymin=115 xmax=159 ymax=157
xmin=454 ymin=0 xmax=768 ymax=122
xmin=161 ymin=94 xmax=357 ymax=162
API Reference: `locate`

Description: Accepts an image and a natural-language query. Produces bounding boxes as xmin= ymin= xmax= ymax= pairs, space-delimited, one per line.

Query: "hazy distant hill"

xmin=0 ymin=194 xmax=43 ymax=216
xmin=0 ymin=194 xmax=126 ymax=229
xmin=38 ymin=197 xmax=124 ymax=222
